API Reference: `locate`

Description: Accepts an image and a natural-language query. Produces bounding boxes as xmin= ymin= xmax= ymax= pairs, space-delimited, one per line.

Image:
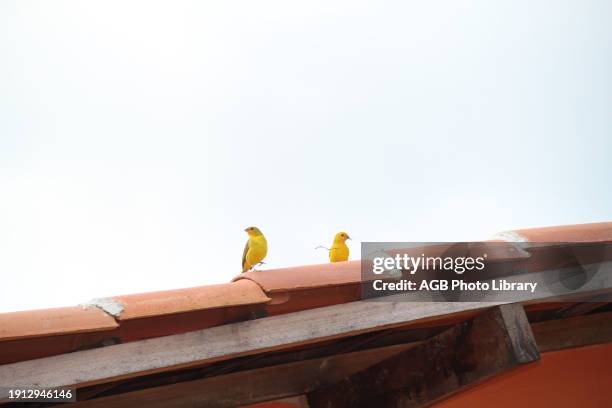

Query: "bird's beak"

xmin=244 ymin=228 xmax=248 ymax=232
xmin=347 ymin=236 xmax=352 ymax=240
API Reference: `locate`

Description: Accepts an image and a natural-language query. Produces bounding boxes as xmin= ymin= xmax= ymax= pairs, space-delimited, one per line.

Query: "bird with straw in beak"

xmin=328 ymin=232 xmax=351 ymax=262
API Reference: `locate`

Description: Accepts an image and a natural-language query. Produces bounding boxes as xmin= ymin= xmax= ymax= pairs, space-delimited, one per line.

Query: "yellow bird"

xmin=329 ymin=232 xmax=350 ymax=262
xmin=242 ymin=226 xmax=268 ymax=272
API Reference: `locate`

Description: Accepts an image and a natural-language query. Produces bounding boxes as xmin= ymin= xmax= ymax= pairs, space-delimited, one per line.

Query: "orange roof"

xmin=0 ymin=221 xmax=610 ymax=364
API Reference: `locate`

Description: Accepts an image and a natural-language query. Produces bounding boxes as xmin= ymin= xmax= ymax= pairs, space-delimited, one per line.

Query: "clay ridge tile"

xmin=109 ymin=279 xmax=271 ymax=320
xmin=0 ymin=306 xmax=118 ymax=342
xmin=233 ymin=261 xmax=362 ymax=294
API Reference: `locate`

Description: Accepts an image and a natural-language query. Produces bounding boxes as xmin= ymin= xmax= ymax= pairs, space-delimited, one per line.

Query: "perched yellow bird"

xmin=329 ymin=232 xmax=350 ymax=262
xmin=242 ymin=226 xmax=268 ymax=272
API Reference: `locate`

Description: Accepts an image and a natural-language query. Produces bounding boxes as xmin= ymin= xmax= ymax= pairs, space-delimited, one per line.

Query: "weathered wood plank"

xmin=499 ymin=303 xmax=541 ymax=363
xmin=69 ymin=343 xmax=421 ymax=408
xmin=0 ymin=300 xmax=499 ymax=393
xmin=72 ymin=326 xmax=441 ymax=400
xmin=307 ymin=304 xmax=540 ymax=408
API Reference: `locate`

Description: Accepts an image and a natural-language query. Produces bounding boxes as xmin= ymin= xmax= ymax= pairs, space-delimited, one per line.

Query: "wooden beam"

xmin=8 ymin=312 xmax=608 ymax=408
xmin=0 ymin=300 xmax=500 ymax=393
xmin=69 ymin=342 xmax=421 ymax=408
xmin=307 ymin=304 xmax=540 ymax=408
xmin=73 ymin=326 xmax=441 ymax=400
xmin=532 ymin=310 xmax=612 ymax=352
xmin=555 ymin=301 xmax=608 ymax=318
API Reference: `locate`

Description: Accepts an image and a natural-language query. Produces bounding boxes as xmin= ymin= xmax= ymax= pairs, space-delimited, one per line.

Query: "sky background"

xmin=1 ymin=0 xmax=611 ymax=313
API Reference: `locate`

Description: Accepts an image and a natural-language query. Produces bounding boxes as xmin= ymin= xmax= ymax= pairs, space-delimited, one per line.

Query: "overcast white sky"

xmin=1 ymin=1 xmax=611 ymax=312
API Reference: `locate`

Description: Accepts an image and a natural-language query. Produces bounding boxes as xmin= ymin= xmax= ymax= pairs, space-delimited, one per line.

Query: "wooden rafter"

xmin=69 ymin=343 xmax=421 ymax=407
xmin=307 ymin=304 xmax=540 ymax=408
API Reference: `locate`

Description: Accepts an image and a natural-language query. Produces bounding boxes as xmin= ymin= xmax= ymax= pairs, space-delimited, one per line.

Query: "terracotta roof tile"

xmin=234 ymin=261 xmax=361 ymax=293
xmin=0 ymin=306 xmax=118 ymax=342
xmin=232 ymin=262 xmax=363 ymax=315
xmin=110 ymin=280 xmax=270 ymax=320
